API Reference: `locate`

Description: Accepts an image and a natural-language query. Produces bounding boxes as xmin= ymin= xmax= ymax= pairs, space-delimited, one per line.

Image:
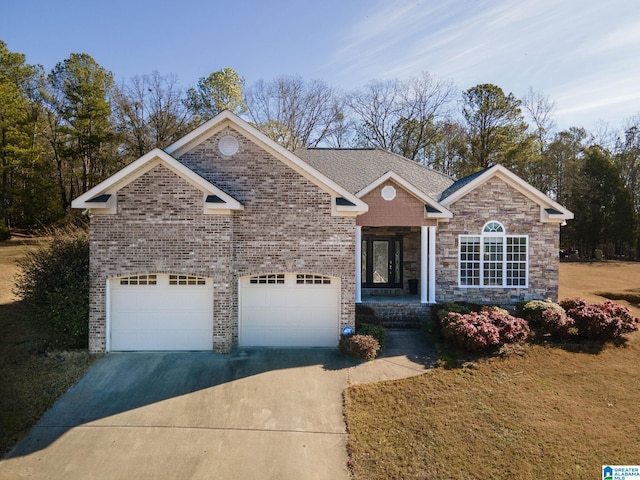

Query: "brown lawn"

xmin=346 ymin=261 xmax=640 ymax=480
xmin=559 ymin=261 xmax=640 ymax=315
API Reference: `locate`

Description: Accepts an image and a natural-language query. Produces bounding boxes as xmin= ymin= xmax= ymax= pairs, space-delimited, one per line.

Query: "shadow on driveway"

xmin=5 ymin=348 xmax=356 ymax=459
xmin=3 ymin=329 xmax=437 ymax=479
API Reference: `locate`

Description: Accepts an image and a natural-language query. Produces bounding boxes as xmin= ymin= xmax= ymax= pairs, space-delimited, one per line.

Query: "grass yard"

xmin=0 ymin=239 xmax=98 ymax=457
xmin=345 ymin=261 xmax=640 ymax=480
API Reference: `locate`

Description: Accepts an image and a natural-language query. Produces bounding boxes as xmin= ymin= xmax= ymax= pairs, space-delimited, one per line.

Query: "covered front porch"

xmin=350 ymin=172 xmax=452 ymax=312
xmin=355 ymin=225 xmax=437 ymax=304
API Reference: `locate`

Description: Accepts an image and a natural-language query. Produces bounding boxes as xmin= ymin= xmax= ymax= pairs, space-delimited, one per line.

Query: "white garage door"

xmin=239 ymin=273 xmax=340 ymax=347
xmin=110 ymin=274 xmax=213 ymax=351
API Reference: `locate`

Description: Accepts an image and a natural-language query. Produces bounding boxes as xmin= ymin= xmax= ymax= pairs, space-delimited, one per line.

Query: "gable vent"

xmin=218 ymin=135 xmax=239 ymax=156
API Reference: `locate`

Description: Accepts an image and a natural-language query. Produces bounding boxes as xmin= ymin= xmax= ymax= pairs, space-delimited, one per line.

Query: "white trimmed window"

xmin=249 ymin=274 xmax=285 ymax=284
xmin=459 ymin=221 xmax=528 ymax=288
xmin=119 ymin=274 xmax=157 ymax=285
xmin=169 ymin=274 xmax=206 ymax=286
xmin=296 ymin=274 xmax=332 ymax=285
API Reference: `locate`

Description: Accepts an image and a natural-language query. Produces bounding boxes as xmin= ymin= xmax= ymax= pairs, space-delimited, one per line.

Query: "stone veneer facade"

xmin=88 ymin=126 xmax=355 ymax=353
xmin=436 ymin=176 xmax=560 ymax=304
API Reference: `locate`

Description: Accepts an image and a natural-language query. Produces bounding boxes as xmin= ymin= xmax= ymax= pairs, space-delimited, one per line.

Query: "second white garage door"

xmin=110 ymin=274 xmax=213 ymax=351
xmin=239 ymin=273 xmax=340 ymax=347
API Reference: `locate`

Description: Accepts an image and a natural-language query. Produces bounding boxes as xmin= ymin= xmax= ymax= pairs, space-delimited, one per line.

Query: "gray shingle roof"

xmin=439 ymin=167 xmax=490 ymax=200
xmin=294 ymin=148 xmax=455 ymax=199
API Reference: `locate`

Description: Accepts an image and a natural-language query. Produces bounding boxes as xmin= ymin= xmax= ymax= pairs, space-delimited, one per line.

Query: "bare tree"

xmin=322 ymin=96 xmax=356 ymax=148
xmin=245 ymin=75 xmax=338 ymax=151
xmin=522 ymin=87 xmax=556 ymax=153
xmin=114 ymin=72 xmax=193 ymax=161
xmin=395 ymin=73 xmax=457 ymax=162
xmin=614 ymin=116 xmax=640 ymax=213
xmin=521 ymin=88 xmax=557 ymax=192
xmin=347 ymin=78 xmax=404 ymax=150
xmin=346 ymin=72 xmax=456 ymax=163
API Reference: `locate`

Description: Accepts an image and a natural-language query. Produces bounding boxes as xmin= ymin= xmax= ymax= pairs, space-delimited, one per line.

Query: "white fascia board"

xmin=540 ymin=207 xmax=574 ymax=223
xmin=440 ymin=165 xmax=573 ymax=221
xmin=333 ymin=201 xmax=368 ymax=217
xmin=425 ymin=209 xmax=452 ymax=220
xmin=71 ymin=148 xmax=243 ymax=212
xmin=356 ymin=171 xmax=452 ymax=219
xmin=166 ymin=110 xmax=367 ymax=216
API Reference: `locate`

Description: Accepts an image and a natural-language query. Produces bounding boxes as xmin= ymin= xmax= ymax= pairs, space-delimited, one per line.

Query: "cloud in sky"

xmin=1 ymin=0 xmax=639 ymax=132
xmin=327 ymin=0 xmax=640 ymax=129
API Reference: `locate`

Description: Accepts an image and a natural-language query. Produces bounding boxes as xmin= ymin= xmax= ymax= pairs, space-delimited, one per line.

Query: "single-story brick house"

xmin=73 ymin=110 xmax=573 ymax=353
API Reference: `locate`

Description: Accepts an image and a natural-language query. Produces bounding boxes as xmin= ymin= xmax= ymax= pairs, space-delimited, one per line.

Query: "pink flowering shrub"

xmin=560 ymin=298 xmax=639 ymax=340
xmin=442 ymin=308 xmax=529 ymax=352
xmin=484 ymin=308 xmax=530 ymax=344
xmin=442 ymin=312 xmax=500 ymax=352
xmin=558 ymin=297 xmax=588 ymax=312
xmin=539 ymin=305 xmax=575 ymax=338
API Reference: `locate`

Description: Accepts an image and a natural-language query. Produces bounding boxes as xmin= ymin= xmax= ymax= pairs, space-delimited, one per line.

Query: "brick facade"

xmin=436 ymin=177 xmax=560 ymax=304
xmin=88 ymin=127 xmax=356 ymax=353
xmin=84 ymin=116 xmax=567 ymax=353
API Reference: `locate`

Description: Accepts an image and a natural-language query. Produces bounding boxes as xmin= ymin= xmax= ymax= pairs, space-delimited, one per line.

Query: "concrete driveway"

xmin=0 ymin=331 xmax=435 ymax=480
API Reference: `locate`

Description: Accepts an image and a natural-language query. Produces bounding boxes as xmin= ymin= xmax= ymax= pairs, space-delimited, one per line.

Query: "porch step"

xmin=359 ymin=301 xmax=431 ymax=329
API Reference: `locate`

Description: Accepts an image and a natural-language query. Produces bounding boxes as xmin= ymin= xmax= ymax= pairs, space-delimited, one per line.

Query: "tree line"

xmin=1 ymin=40 xmax=638 ymax=259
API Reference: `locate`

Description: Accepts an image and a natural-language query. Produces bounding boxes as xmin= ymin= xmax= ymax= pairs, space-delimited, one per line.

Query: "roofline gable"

xmin=71 ymin=148 xmax=243 ymax=213
xmin=439 ymin=164 xmax=574 ymax=222
xmin=165 ymin=110 xmax=368 ymax=215
xmin=356 ymin=171 xmax=453 ymax=219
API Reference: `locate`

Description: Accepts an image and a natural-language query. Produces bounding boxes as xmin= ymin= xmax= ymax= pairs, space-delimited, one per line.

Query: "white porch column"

xmin=428 ymin=225 xmax=436 ymax=303
xmin=420 ymin=226 xmax=428 ymax=303
xmin=355 ymin=226 xmax=362 ymax=303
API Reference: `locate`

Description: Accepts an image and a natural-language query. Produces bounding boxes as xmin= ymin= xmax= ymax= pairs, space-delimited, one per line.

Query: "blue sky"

xmin=2 ymin=0 xmax=639 ymax=131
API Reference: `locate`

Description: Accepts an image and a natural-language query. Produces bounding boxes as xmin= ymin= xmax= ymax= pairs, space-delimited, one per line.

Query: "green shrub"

xmin=438 ymin=302 xmax=473 ymax=314
xmin=355 ymin=304 xmax=375 ymax=315
xmin=339 ymin=334 xmax=380 ymax=361
xmin=0 ymin=221 xmax=10 ymax=242
xmin=357 ymin=324 xmax=387 ymax=350
xmin=15 ymin=228 xmax=89 ymax=349
xmin=355 ymin=305 xmax=383 ymax=328
xmin=432 ymin=302 xmax=472 ymax=323
xmin=518 ymin=300 xmax=560 ymax=327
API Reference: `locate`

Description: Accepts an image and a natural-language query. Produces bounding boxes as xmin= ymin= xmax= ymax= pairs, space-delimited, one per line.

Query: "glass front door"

xmin=362 ymin=236 xmax=402 ymax=288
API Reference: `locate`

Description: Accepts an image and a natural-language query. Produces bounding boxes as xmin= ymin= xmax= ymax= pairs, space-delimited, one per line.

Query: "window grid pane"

xmin=460 ymin=236 xmax=480 ymax=286
xmin=169 ymin=274 xmax=206 ymax=286
xmin=506 ymin=237 xmax=528 ymax=286
xmin=483 ymin=238 xmax=503 ymax=286
xmin=120 ymin=274 xmax=157 ymax=285
xmin=249 ymin=274 xmax=285 ymax=284
xmin=296 ymin=274 xmax=331 ymax=285
xmin=459 ymin=232 xmax=528 ymax=288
